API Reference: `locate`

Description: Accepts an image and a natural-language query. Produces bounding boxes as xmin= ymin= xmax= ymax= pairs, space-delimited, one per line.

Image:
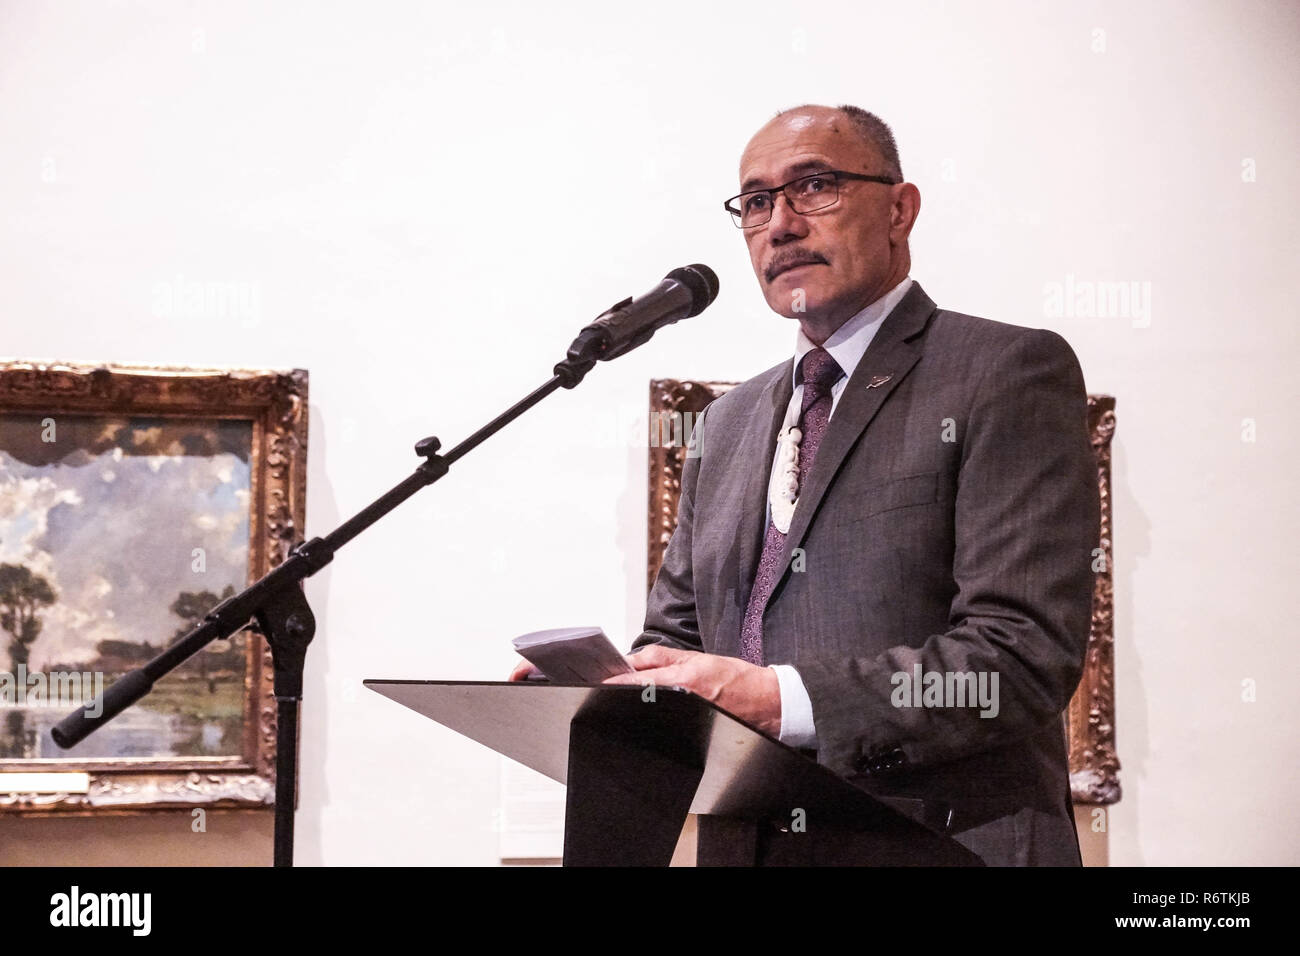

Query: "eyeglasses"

xmin=723 ymin=169 xmax=898 ymax=229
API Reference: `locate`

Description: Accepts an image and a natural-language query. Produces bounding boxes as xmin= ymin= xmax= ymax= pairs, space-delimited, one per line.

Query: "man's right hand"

xmin=506 ymin=659 xmax=541 ymax=682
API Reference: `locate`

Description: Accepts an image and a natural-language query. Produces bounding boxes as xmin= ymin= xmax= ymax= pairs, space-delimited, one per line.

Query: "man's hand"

xmin=506 ymin=659 xmax=540 ymax=681
xmin=602 ymin=645 xmax=783 ymax=737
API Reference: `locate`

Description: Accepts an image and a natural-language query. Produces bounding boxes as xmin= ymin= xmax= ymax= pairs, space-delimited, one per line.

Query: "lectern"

xmin=365 ymin=680 xmax=983 ymax=866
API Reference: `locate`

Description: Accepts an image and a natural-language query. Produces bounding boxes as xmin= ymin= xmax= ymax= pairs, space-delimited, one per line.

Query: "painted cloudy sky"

xmin=0 ymin=413 xmax=250 ymax=672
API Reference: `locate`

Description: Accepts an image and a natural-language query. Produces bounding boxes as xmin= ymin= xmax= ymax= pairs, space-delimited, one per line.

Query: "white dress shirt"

xmin=768 ymin=276 xmax=914 ymax=749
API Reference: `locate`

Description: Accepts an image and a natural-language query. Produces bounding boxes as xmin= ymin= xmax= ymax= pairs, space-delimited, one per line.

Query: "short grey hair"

xmin=776 ymin=103 xmax=903 ymax=183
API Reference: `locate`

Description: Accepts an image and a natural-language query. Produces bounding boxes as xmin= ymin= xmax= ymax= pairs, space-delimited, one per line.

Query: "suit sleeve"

xmin=795 ymin=328 xmax=1099 ymax=778
xmin=632 ymin=405 xmax=709 ymax=653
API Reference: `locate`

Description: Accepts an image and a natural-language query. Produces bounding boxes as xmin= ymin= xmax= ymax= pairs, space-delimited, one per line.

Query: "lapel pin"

xmin=867 ymin=374 xmax=892 ymax=389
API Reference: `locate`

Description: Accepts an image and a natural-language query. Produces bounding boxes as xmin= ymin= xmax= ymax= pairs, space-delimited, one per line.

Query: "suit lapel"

xmin=769 ymin=282 xmax=938 ymax=590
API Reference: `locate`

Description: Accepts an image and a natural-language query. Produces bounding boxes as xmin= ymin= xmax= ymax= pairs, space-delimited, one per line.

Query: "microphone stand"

xmin=53 ymin=349 xmax=602 ymax=867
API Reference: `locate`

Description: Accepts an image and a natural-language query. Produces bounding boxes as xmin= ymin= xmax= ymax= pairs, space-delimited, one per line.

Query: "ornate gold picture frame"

xmin=0 ymin=361 xmax=307 ymax=813
xmin=647 ymin=380 xmax=1120 ymax=806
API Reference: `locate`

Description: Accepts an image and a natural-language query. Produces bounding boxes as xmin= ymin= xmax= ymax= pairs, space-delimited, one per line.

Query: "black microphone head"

xmin=667 ymin=264 xmax=720 ymax=317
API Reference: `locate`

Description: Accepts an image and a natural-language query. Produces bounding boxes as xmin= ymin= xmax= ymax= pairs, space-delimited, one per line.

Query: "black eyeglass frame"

xmin=723 ymin=169 xmax=898 ymax=228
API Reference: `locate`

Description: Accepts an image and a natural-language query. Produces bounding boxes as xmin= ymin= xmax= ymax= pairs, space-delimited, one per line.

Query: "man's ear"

xmin=890 ymin=183 xmax=921 ymax=242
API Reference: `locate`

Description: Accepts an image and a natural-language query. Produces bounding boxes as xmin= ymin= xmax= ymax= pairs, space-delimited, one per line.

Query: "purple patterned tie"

xmin=739 ymin=347 xmax=843 ymax=665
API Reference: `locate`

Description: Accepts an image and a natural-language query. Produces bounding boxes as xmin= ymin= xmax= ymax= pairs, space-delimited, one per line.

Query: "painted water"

xmin=1 ymin=703 xmax=236 ymax=760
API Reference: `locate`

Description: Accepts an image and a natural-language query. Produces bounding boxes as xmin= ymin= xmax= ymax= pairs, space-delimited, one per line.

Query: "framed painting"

xmin=647 ymin=379 xmax=1120 ymax=806
xmin=0 ymin=361 xmax=308 ymax=813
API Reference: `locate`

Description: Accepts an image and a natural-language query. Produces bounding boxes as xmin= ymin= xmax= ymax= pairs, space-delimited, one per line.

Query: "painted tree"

xmin=0 ymin=562 xmax=58 ymax=669
xmin=170 ymin=584 xmax=237 ymax=692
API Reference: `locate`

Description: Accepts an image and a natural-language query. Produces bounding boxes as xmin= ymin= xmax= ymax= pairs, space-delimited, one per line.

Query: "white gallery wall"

xmin=1 ymin=0 xmax=1297 ymax=865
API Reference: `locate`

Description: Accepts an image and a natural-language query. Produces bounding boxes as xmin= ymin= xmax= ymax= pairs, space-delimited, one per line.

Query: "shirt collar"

xmin=793 ymin=276 xmax=914 ymax=388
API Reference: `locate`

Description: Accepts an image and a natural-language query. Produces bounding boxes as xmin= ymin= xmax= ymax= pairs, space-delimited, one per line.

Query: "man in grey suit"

xmin=604 ymin=104 xmax=1099 ymax=866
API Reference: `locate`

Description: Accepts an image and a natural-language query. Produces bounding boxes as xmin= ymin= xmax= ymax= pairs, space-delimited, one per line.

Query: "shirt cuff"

xmin=769 ymin=664 xmax=818 ymax=750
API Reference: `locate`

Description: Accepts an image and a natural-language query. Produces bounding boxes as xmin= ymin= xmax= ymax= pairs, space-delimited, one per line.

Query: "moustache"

xmin=765 ymin=252 xmax=829 ymax=283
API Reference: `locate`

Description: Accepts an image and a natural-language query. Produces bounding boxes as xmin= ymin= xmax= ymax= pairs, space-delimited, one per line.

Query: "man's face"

xmin=737 ymin=108 xmax=906 ymax=323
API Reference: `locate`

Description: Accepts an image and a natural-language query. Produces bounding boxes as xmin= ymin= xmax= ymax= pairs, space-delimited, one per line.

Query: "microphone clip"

xmin=554 ymin=295 xmax=633 ymax=387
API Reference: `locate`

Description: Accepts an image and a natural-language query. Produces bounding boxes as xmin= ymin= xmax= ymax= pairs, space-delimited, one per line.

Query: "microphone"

xmin=564 ymin=264 xmax=719 ymax=365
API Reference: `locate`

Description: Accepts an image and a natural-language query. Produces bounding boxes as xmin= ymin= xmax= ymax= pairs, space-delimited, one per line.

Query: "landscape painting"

xmin=0 ymin=362 xmax=308 ymax=813
xmin=0 ymin=413 xmax=252 ymax=761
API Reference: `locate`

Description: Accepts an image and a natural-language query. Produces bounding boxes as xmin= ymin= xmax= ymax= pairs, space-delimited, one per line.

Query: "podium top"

xmin=365 ymin=679 xmax=955 ymax=838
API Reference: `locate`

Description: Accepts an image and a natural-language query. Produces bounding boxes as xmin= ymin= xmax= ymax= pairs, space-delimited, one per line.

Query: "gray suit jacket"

xmin=633 ymin=281 xmax=1098 ymax=866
